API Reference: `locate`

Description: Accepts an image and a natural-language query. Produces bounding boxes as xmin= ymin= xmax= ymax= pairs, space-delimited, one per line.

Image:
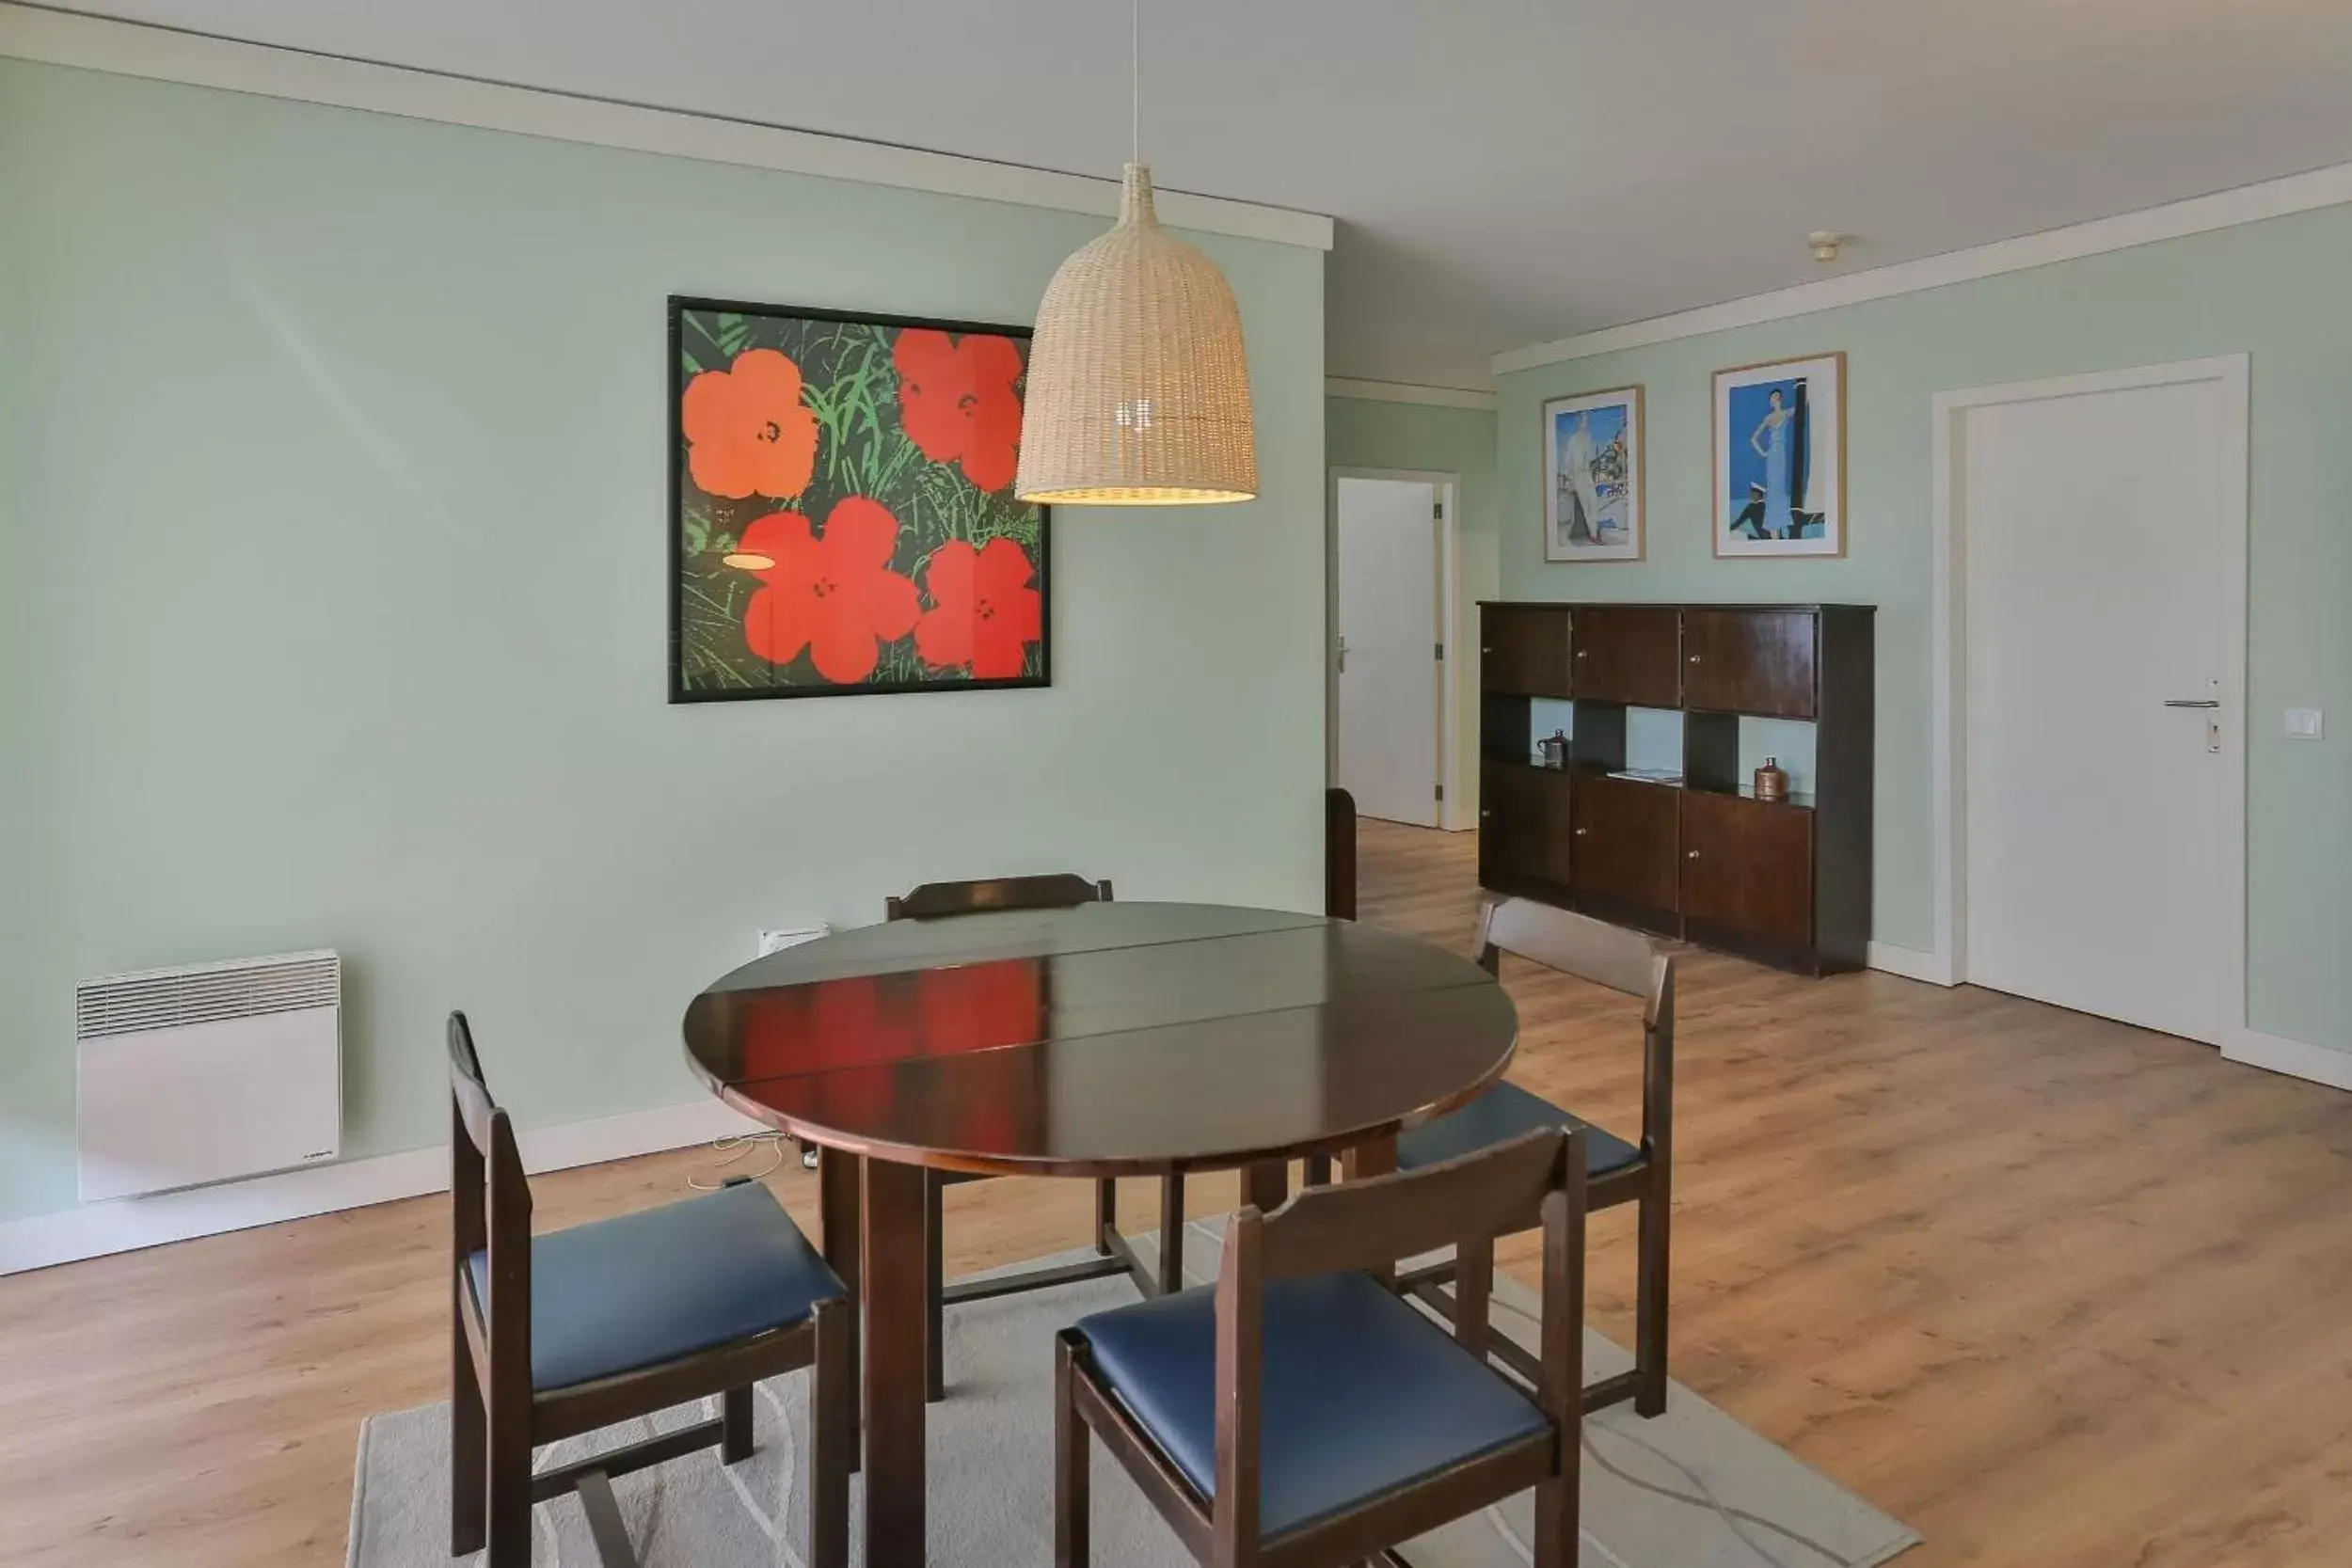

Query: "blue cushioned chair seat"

xmin=1398 ymin=1080 xmax=1641 ymax=1178
xmin=467 ymin=1180 xmax=843 ymax=1392
xmin=1073 ymin=1271 xmax=1549 ymax=1541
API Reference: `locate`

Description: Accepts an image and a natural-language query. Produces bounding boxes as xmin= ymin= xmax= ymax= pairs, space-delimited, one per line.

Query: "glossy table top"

xmin=682 ymin=902 xmax=1518 ymax=1176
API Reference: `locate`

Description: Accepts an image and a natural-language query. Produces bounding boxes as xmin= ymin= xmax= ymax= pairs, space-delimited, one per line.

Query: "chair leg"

xmin=809 ymin=1300 xmax=851 ymax=1568
xmin=1155 ymin=1174 xmax=1186 ymax=1295
xmin=722 ymin=1384 xmax=755 ymax=1464
xmin=450 ymin=1321 xmax=485 ymax=1557
xmin=1093 ymin=1178 xmax=1117 ymax=1255
xmin=1532 ymin=1469 xmax=1575 ymax=1568
xmin=925 ymin=1172 xmax=946 ymax=1402
xmin=1454 ymin=1237 xmax=1493 ymax=1362
xmin=1055 ymin=1334 xmax=1089 ymax=1568
xmin=484 ymin=1389 xmax=532 ymax=1566
xmin=1634 ymin=1182 xmax=1671 ymax=1418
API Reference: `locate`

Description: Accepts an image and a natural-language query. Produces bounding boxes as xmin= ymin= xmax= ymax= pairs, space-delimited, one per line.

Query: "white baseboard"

xmin=2224 ymin=1029 xmax=2352 ymax=1093
xmin=0 ymin=1098 xmax=764 ymax=1276
xmin=1867 ymin=942 xmax=1954 ymax=985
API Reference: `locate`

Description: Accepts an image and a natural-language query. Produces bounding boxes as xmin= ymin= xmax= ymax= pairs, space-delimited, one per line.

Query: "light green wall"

xmin=1326 ymin=395 xmax=1499 ymax=817
xmin=0 ymin=60 xmax=1328 ymax=1224
xmin=1500 ymin=204 xmax=2352 ymax=1053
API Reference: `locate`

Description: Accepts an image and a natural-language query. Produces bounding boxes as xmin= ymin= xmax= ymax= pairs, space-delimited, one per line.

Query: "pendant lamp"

xmin=1014 ymin=2 xmax=1257 ymax=505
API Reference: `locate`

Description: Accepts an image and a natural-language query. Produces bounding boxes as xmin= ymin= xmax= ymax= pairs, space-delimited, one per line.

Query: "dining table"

xmin=681 ymin=899 xmax=1519 ymax=1564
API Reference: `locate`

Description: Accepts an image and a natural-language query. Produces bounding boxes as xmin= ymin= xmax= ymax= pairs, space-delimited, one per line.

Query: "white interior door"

xmin=1962 ymin=367 xmax=2241 ymax=1042
xmin=1336 ymin=478 xmax=1439 ymax=827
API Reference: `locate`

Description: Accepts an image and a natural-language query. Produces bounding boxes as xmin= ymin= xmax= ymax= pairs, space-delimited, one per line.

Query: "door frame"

xmin=1929 ymin=355 xmax=2249 ymax=1044
xmin=1327 ymin=467 xmax=1463 ymax=829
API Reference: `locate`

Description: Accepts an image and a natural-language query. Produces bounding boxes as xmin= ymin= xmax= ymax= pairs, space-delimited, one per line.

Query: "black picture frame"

xmin=667 ymin=294 xmax=1053 ymax=703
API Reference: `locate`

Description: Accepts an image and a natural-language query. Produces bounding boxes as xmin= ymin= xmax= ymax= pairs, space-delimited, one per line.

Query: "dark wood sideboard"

xmin=1478 ymin=602 xmax=1874 ymax=975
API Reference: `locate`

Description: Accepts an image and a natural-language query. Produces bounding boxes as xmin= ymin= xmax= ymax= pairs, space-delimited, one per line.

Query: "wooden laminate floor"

xmin=5 ymin=821 xmax=2349 ymax=1566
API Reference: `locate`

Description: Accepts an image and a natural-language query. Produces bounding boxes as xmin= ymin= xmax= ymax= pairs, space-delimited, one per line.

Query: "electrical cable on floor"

xmin=686 ymin=1132 xmax=792 ymax=1191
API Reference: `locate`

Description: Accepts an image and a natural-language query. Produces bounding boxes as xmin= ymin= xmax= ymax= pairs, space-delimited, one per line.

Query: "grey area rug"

xmin=352 ymin=1223 xmax=1916 ymax=1567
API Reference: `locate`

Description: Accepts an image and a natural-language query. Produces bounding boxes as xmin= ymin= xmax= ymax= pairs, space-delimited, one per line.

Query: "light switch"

xmin=2284 ymin=708 xmax=2324 ymax=740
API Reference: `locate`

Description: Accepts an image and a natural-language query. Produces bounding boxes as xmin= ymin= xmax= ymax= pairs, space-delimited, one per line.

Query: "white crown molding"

xmin=2226 ymin=1029 xmax=2352 ymax=1094
xmin=1327 ymin=377 xmax=1499 ymax=411
xmin=1494 ymin=159 xmax=2352 ymax=374
xmin=0 ymin=1097 xmax=764 ymax=1275
xmin=0 ymin=2 xmax=1333 ymax=252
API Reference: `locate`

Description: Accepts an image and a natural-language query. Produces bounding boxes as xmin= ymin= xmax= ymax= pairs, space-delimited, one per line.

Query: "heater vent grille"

xmin=75 ymin=950 xmax=341 ymax=1040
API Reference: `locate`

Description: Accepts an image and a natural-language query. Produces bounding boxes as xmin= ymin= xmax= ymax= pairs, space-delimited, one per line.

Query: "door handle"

xmin=2163 ymin=699 xmax=2220 ymax=708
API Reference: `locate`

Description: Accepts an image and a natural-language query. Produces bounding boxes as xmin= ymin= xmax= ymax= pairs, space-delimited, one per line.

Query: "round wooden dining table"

xmin=682 ymin=900 xmax=1518 ymax=1564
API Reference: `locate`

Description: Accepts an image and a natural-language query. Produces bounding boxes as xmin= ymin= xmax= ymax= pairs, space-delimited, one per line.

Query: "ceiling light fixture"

xmin=1808 ymin=231 xmax=1847 ymax=263
xmin=1013 ymin=0 xmax=1257 ymax=506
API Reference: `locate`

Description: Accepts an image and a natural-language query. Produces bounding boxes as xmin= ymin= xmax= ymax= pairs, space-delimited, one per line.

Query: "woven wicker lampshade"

xmin=1014 ymin=163 xmax=1258 ymax=506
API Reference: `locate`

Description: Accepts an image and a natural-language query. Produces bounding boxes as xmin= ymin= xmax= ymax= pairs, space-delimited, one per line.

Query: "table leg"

xmin=1343 ymin=1134 xmax=1399 ymax=1286
xmin=1242 ymin=1159 xmax=1289 ymax=1214
xmin=862 ymin=1155 xmax=929 ymax=1564
xmin=818 ymin=1147 xmax=862 ymax=1472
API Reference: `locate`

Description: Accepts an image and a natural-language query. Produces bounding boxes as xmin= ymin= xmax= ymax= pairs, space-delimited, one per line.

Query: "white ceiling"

xmin=48 ymin=0 xmax=2352 ymax=388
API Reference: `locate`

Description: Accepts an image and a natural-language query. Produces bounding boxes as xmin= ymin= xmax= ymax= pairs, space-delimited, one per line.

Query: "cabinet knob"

xmin=1688 ymin=654 xmax=1702 ymax=663
xmin=1575 ymin=649 xmax=1587 ymax=658
xmin=1479 ymin=810 xmax=1491 ymax=818
xmin=1574 ymin=827 xmax=1588 ymax=836
xmin=1687 ymin=849 xmax=1701 ymax=859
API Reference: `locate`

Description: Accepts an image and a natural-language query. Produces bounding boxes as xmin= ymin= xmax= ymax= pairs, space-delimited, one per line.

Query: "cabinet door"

xmin=1481 ymin=607 xmax=1572 ymax=697
xmin=1683 ymin=609 xmax=1818 ymax=719
xmin=1570 ymin=775 xmax=1682 ymax=911
xmin=1570 ymin=606 xmax=1681 ymax=707
xmin=1480 ymin=765 xmax=1575 ymax=888
xmin=1680 ymin=790 xmax=1814 ymax=945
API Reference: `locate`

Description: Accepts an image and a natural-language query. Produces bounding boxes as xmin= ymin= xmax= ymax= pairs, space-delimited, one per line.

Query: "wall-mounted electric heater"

xmin=75 ymin=949 xmax=342 ymax=1202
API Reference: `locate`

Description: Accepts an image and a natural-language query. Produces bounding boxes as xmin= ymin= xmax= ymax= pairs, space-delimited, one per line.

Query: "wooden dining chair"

xmin=1056 ymin=1127 xmax=1588 ymax=1568
xmin=1394 ymin=896 xmax=1674 ymax=1418
xmin=883 ymin=873 xmax=1145 ymax=1401
xmin=447 ymin=1013 xmax=852 ymax=1567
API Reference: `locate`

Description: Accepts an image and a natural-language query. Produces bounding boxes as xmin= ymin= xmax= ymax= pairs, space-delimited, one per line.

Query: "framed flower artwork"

xmin=668 ymin=296 xmax=1050 ymax=701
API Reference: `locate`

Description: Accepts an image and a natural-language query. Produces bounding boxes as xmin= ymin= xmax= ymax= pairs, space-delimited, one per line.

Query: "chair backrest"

xmin=883 ymin=872 xmax=1112 ymax=922
xmin=1210 ymin=1129 xmax=1585 ymax=1555
xmin=449 ymin=1012 xmax=532 ymax=1368
xmin=1474 ymin=896 xmax=1674 ymax=1158
xmin=1325 ymin=786 xmax=1358 ymax=921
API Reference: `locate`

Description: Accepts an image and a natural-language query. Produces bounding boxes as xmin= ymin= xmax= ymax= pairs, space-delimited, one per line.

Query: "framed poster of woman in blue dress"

xmin=1542 ymin=385 xmax=1644 ymax=562
xmin=1712 ymin=352 xmax=1845 ymax=557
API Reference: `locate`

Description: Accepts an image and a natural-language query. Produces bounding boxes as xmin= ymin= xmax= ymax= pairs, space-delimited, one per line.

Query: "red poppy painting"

xmin=671 ymin=298 xmax=1050 ymax=701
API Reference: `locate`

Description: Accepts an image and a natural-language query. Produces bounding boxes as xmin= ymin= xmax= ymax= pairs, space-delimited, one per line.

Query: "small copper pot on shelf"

xmin=1753 ymin=756 xmax=1789 ymax=801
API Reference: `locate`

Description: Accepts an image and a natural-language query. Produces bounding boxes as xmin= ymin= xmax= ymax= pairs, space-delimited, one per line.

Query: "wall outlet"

xmin=757 ymin=924 xmax=831 ymax=957
xmin=2284 ymin=708 xmax=2324 ymax=740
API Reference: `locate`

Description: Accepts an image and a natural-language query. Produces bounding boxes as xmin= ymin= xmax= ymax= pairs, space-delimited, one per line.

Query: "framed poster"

xmin=669 ymin=296 xmax=1049 ymax=702
xmin=1542 ymin=385 xmax=1644 ymax=562
xmin=1713 ymin=352 xmax=1845 ymax=557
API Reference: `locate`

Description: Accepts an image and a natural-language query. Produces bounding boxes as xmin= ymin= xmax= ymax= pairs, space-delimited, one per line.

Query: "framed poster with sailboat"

xmin=1541 ymin=385 xmax=1644 ymax=562
xmin=1713 ymin=352 xmax=1845 ymax=557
